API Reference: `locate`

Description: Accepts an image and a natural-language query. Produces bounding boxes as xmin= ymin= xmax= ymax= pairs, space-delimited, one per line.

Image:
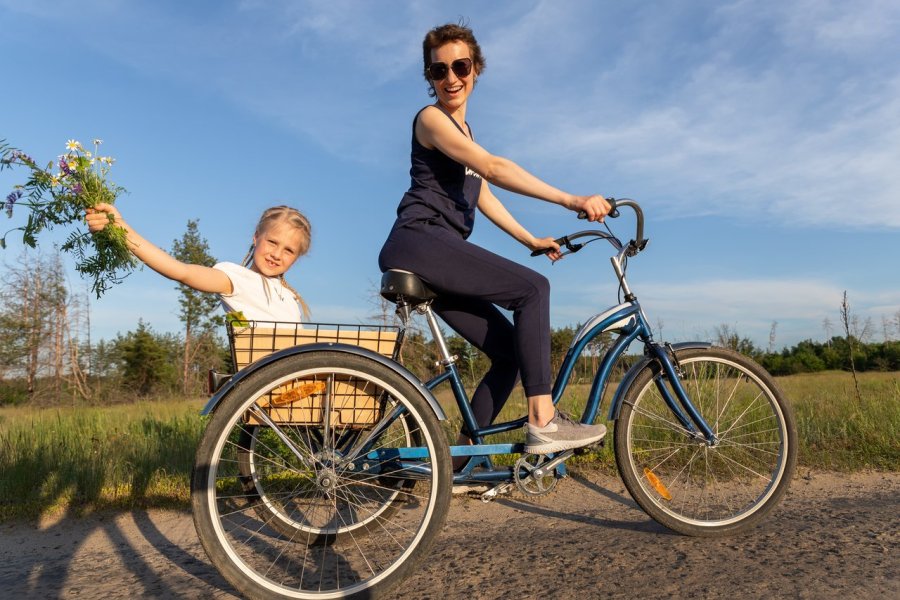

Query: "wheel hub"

xmin=316 ymin=468 xmax=339 ymax=492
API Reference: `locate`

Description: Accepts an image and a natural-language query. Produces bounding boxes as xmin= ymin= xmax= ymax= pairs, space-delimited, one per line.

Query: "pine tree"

xmin=171 ymin=219 xmax=221 ymax=395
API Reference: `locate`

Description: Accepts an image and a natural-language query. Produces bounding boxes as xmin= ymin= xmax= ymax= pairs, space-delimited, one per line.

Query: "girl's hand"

xmin=85 ymin=202 xmax=124 ymax=233
xmin=529 ymin=236 xmax=562 ymax=261
xmin=572 ymin=194 xmax=611 ymax=222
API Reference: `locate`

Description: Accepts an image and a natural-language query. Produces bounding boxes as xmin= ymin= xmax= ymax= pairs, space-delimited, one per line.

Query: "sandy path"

xmin=0 ymin=470 xmax=897 ymax=599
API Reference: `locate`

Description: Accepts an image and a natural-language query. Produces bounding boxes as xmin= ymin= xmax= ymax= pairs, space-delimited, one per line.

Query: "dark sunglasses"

xmin=426 ymin=57 xmax=473 ymax=81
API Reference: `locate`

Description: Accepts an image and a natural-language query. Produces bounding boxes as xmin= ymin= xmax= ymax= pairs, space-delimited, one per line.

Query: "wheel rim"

xmin=204 ymin=366 xmax=441 ymax=597
xmin=625 ymin=356 xmax=790 ymax=527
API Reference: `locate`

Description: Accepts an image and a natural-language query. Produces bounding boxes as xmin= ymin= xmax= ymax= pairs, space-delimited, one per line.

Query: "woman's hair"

xmin=241 ymin=205 xmax=312 ymax=319
xmin=422 ymin=22 xmax=486 ymax=97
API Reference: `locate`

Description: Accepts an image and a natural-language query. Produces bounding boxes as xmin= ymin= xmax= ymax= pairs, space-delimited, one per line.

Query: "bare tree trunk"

xmin=840 ymin=291 xmax=862 ymax=402
xmin=54 ymin=301 xmax=65 ymax=399
xmin=183 ymin=323 xmax=192 ymax=395
xmin=26 ymin=269 xmax=41 ymax=398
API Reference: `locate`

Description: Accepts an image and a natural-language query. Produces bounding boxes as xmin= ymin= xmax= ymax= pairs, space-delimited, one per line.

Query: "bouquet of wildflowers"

xmin=1 ymin=138 xmax=137 ymax=297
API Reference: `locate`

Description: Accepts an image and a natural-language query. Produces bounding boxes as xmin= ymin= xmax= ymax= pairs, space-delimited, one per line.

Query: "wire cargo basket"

xmin=227 ymin=321 xmax=401 ymax=428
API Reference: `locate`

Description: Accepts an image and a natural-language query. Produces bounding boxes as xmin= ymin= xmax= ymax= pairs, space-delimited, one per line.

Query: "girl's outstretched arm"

xmin=85 ymin=203 xmax=233 ymax=294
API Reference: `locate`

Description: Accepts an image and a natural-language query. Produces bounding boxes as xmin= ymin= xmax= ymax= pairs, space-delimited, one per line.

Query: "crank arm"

xmin=525 ymin=449 xmax=574 ymax=480
xmin=480 ymin=482 xmax=515 ymax=503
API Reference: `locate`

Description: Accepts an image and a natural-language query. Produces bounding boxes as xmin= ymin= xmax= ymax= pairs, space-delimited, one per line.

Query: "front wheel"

xmin=192 ymin=351 xmax=452 ymax=599
xmin=614 ymin=347 xmax=797 ymax=537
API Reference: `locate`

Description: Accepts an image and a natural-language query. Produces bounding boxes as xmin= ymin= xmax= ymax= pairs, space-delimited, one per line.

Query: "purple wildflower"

xmin=10 ymin=150 xmax=34 ymax=164
xmin=71 ymin=183 xmax=83 ymax=196
xmin=5 ymin=189 xmax=21 ymax=217
xmin=59 ymin=158 xmax=73 ymax=175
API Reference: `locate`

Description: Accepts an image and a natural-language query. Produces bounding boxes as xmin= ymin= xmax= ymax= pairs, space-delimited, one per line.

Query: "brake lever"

xmin=530 ymin=236 xmax=584 ymax=257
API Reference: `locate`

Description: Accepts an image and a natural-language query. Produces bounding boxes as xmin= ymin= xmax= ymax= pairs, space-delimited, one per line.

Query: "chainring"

xmin=513 ymin=454 xmax=559 ymax=497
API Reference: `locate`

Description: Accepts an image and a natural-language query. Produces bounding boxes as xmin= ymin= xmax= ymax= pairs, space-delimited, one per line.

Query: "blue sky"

xmin=1 ymin=0 xmax=898 ymax=350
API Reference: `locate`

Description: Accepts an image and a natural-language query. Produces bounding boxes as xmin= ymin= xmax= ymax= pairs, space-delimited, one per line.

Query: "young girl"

xmin=379 ymin=23 xmax=610 ymax=457
xmin=85 ymin=203 xmax=311 ymax=321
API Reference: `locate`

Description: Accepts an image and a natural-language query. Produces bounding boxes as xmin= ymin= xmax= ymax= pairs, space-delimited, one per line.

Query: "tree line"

xmin=0 ymin=221 xmax=226 ymax=405
xmin=2 ymin=222 xmax=898 ymax=405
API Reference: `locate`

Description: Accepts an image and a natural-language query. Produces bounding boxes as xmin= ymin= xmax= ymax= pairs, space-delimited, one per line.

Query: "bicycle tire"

xmin=614 ymin=347 xmax=796 ymax=537
xmin=192 ymin=351 xmax=452 ymax=599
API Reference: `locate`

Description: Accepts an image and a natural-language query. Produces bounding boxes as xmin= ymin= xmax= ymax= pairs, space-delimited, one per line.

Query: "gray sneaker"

xmin=524 ymin=411 xmax=607 ymax=454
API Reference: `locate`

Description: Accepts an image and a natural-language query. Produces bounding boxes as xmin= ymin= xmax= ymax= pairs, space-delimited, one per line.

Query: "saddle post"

xmin=380 ymin=269 xmax=457 ymax=368
xmin=420 ymin=303 xmax=456 ymax=367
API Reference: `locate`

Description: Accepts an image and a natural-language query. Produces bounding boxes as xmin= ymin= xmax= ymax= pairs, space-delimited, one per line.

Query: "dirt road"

xmin=0 ymin=470 xmax=896 ymax=599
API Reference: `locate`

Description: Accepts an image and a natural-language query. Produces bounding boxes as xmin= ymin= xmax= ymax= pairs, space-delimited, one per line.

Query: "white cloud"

xmin=480 ymin=1 xmax=900 ymax=229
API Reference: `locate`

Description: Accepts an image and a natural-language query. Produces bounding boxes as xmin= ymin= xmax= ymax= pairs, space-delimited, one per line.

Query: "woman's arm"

xmin=477 ymin=182 xmax=562 ymax=259
xmin=416 ymin=106 xmax=610 ymax=220
xmin=85 ymin=203 xmax=233 ymax=294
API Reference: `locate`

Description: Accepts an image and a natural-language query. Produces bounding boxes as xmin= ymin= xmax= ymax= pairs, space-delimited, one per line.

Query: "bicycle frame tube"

xmin=553 ymin=303 xmax=640 ymax=398
xmin=550 ymin=302 xmax=717 ymax=443
xmin=552 ymin=302 xmax=643 ymax=422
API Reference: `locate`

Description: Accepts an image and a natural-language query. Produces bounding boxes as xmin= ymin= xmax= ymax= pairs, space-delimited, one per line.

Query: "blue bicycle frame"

xmin=412 ymin=296 xmax=717 ymax=484
xmin=372 ymin=199 xmax=719 ymax=486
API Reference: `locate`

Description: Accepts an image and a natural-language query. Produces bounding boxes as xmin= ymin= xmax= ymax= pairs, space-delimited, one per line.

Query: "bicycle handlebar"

xmin=530 ymin=197 xmax=648 ymax=258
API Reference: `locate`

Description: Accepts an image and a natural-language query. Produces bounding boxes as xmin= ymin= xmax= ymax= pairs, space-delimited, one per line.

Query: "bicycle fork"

xmin=647 ymin=343 xmax=718 ymax=444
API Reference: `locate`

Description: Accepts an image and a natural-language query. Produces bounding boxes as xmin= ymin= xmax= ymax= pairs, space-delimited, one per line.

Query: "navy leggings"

xmin=378 ymin=222 xmax=552 ymax=430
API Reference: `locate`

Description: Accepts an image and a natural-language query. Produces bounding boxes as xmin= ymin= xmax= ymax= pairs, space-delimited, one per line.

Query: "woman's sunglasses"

xmin=426 ymin=58 xmax=473 ymax=81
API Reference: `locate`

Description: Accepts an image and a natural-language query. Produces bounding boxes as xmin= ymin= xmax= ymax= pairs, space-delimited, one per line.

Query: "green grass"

xmin=0 ymin=399 xmax=205 ymax=522
xmin=779 ymin=371 xmax=900 ymax=470
xmin=0 ymin=370 xmax=897 ymax=522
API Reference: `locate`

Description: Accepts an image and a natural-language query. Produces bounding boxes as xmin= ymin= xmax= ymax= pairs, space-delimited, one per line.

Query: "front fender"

xmin=607 ymin=341 xmax=712 ymax=421
xmin=201 ymin=342 xmax=447 ymax=421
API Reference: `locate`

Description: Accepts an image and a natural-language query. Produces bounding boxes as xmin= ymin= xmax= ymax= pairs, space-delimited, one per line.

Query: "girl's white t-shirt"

xmin=213 ymin=262 xmax=302 ymax=323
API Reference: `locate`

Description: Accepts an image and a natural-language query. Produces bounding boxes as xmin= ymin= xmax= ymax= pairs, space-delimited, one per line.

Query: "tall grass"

xmin=0 ymin=371 xmax=896 ymax=522
xmin=0 ymin=400 xmax=205 ymax=521
xmin=779 ymin=371 xmax=900 ymax=470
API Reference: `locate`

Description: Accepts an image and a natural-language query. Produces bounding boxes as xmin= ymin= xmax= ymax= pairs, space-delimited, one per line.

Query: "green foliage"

xmin=225 ymin=310 xmax=249 ymax=327
xmin=760 ymin=337 xmax=900 ymax=375
xmin=1 ymin=138 xmax=137 ymax=297
xmin=171 ymin=219 xmax=220 ymax=332
xmin=170 ymin=219 xmax=224 ymax=393
xmin=112 ymin=320 xmax=180 ymax=396
xmin=781 ymin=371 xmax=900 ymax=470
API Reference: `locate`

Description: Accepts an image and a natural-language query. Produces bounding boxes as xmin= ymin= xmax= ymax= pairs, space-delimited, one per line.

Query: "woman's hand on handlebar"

xmin=528 ymin=236 xmax=562 ymax=261
xmin=571 ymin=194 xmax=611 ymax=222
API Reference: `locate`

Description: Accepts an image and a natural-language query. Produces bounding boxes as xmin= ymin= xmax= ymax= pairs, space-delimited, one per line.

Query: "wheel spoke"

xmin=192 ymin=353 xmax=450 ymax=598
xmin=616 ymin=349 xmax=795 ymax=535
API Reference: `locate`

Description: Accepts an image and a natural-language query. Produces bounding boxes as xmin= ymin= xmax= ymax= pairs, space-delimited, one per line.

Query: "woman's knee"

xmin=522 ymin=271 xmax=550 ymax=305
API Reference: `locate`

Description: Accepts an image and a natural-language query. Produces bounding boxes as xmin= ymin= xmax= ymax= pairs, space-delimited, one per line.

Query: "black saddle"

xmin=380 ymin=269 xmax=437 ymax=305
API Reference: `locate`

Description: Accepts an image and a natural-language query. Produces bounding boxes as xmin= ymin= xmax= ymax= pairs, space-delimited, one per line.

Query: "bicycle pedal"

xmin=573 ymin=439 xmax=605 ymax=455
xmin=479 ymin=482 xmax=514 ymax=503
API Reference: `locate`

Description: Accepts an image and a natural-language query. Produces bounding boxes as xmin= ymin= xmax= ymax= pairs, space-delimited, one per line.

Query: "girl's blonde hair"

xmin=241 ymin=205 xmax=312 ymax=320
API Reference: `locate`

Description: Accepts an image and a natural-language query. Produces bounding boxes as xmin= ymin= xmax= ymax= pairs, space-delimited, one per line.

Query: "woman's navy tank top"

xmin=392 ymin=106 xmax=483 ymax=239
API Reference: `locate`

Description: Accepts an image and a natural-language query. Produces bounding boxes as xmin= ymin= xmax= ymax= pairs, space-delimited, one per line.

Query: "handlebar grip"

xmin=577 ymin=197 xmax=619 ymax=220
xmin=530 ymin=234 xmax=569 ymax=257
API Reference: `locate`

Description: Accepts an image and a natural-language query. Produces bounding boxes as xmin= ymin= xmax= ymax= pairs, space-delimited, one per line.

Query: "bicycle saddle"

xmin=380 ymin=269 xmax=437 ymax=304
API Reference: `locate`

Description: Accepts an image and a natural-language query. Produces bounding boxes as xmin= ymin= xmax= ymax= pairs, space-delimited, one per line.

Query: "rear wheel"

xmin=614 ymin=347 xmax=796 ymax=536
xmin=236 ymin=413 xmax=422 ymax=541
xmin=192 ymin=351 xmax=451 ymax=599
